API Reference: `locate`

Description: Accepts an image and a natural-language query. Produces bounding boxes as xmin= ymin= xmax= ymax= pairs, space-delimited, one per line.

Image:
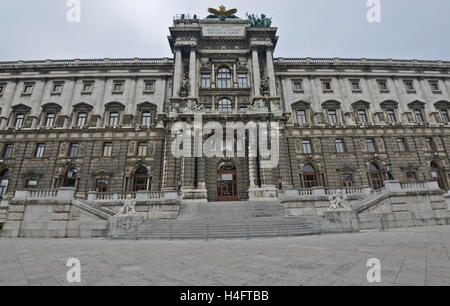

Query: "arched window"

xmin=369 ymin=163 xmax=384 ymax=190
xmin=0 ymin=169 xmax=9 ymax=199
xmin=133 ymin=167 xmax=150 ymax=191
xmin=302 ymin=164 xmax=319 ymax=188
xmin=63 ymin=168 xmax=78 ymax=188
xmin=430 ymin=162 xmax=445 ymax=189
xmin=218 ymin=98 xmax=233 ymax=113
xmin=217 ymin=67 xmax=232 ymax=89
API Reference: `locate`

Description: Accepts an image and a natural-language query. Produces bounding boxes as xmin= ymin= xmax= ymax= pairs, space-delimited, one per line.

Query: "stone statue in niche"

xmin=179 ymin=73 xmax=190 ymax=97
xmin=260 ymin=76 xmax=269 ymax=93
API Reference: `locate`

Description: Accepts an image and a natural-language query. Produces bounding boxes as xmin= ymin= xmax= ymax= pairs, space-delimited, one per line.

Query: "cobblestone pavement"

xmin=1 ymin=225 xmax=450 ymax=286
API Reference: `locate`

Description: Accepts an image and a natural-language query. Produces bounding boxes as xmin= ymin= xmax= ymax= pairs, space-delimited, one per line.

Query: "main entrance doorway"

xmin=217 ymin=161 xmax=238 ymax=201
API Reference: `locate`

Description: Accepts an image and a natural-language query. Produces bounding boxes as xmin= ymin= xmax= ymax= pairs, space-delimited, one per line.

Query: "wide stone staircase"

xmin=110 ymin=201 xmax=357 ymax=240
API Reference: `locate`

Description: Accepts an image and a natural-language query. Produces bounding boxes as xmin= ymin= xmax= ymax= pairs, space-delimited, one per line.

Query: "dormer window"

xmin=112 ymin=81 xmax=124 ymax=94
xmin=51 ymin=82 xmax=64 ymax=95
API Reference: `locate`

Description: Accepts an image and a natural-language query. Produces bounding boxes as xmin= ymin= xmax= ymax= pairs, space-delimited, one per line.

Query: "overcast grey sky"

xmin=0 ymin=0 xmax=449 ymax=61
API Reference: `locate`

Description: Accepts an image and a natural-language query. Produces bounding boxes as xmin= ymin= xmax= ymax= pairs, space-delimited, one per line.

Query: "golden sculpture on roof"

xmin=207 ymin=5 xmax=238 ymax=20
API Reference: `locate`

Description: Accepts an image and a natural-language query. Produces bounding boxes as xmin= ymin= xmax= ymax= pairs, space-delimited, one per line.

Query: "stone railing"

xmin=325 ymin=187 xmax=367 ymax=196
xmin=12 ymin=188 xmax=75 ymax=202
xmin=87 ymin=190 xmax=174 ymax=204
xmin=400 ymin=182 xmax=426 ymax=191
xmin=274 ymin=57 xmax=450 ymax=67
xmin=0 ymin=57 xmax=173 ymax=68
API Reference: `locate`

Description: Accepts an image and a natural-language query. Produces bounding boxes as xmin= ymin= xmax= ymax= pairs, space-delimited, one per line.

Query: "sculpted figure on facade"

xmin=328 ymin=190 xmax=350 ymax=211
xmin=179 ymin=74 xmax=190 ymax=97
xmin=115 ymin=195 xmax=138 ymax=217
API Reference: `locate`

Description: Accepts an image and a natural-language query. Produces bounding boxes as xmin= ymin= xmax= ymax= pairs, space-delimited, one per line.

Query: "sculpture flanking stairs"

xmin=108 ymin=201 xmax=357 ymax=240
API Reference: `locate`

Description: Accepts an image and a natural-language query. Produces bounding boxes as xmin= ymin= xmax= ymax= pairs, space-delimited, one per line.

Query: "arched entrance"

xmin=302 ymin=164 xmax=319 ymax=188
xmin=369 ymin=163 xmax=384 ymax=190
xmin=132 ymin=167 xmax=150 ymax=191
xmin=430 ymin=162 xmax=445 ymax=190
xmin=217 ymin=161 xmax=238 ymax=201
xmin=0 ymin=169 xmax=9 ymax=199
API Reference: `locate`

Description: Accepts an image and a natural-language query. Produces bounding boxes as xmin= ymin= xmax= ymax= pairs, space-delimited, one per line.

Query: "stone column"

xmin=265 ymin=48 xmax=277 ymax=96
xmin=173 ymin=47 xmax=183 ymax=97
xmin=233 ymin=63 xmax=238 ymax=88
xmin=211 ymin=63 xmax=216 ymax=89
xmin=189 ymin=46 xmax=197 ymax=97
xmin=252 ymin=47 xmax=261 ymax=97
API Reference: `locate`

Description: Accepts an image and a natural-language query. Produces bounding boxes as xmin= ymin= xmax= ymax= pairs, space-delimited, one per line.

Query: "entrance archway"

xmin=369 ymin=163 xmax=384 ymax=190
xmin=430 ymin=162 xmax=445 ymax=189
xmin=0 ymin=169 xmax=9 ymax=199
xmin=217 ymin=161 xmax=238 ymax=201
xmin=132 ymin=167 xmax=150 ymax=191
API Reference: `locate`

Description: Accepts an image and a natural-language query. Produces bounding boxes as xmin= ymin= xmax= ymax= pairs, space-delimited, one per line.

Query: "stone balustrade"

xmin=12 ymin=187 xmax=75 ymax=202
xmin=87 ymin=190 xmax=175 ymax=204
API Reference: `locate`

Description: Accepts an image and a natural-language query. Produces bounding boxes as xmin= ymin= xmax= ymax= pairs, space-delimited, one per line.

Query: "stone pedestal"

xmin=324 ymin=209 xmax=359 ymax=231
xmin=181 ymin=188 xmax=208 ymax=203
xmin=108 ymin=215 xmax=144 ymax=238
xmin=248 ymin=185 xmax=278 ymax=202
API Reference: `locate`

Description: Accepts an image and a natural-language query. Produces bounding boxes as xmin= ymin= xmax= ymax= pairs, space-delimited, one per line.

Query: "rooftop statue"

xmin=246 ymin=13 xmax=272 ymax=28
xmin=207 ymin=5 xmax=238 ymax=20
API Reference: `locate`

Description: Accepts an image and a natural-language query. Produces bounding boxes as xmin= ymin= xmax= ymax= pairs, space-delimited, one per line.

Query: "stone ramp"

xmin=178 ymin=201 xmax=284 ymax=220
xmin=110 ymin=216 xmax=357 ymax=240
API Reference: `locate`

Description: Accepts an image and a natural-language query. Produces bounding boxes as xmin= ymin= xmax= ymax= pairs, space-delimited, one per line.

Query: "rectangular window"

xmin=201 ymin=74 xmax=211 ymax=88
xmin=404 ymin=80 xmax=415 ymax=92
xmin=112 ymin=81 xmax=124 ymax=93
xmin=103 ymin=142 xmax=113 ymax=157
xmin=302 ymin=139 xmax=312 ymax=154
xmin=414 ymin=110 xmax=424 ymax=123
xmin=22 ymin=83 xmax=34 ymax=95
xmin=239 ymin=107 xmax=247 ymax=113
xmin=3 ymin=144 xmax=14 ymax=158
xmin=358 ymin=110 xmax=368 ymax=123
xmin=321 ymin=79 xmax=332 ymax=91
xmin=425 ymin=138 xmax=435 ymax=151
xmin=35 ymin=143 xmax=46 ymax=158
xmin=82 ymin=82 xmax=94 ymax=93
xmin=441 ymin=110 xmax=449 ymax=123
xmin=143 ymin=81 xmax=155 ymax=93
xmin=366 ymin=138 xmax=376 ymax=152
xmin=350 ymin=80 xmax=361 ymax=91
xmin=297 ymin=110 xmax=307 ymax=124
xmin=397 ymin=138 xmax=407 ymax=152
xmin=15 ymin=114 xmax=25 ymax=129
xmin=328 ymin=109 xmax=338 ymax=124
xmin=377 ymin=80 xmax=388 ymax=92
xmin=340 ymin=173 xmax=353 ymax=188
xmin=96 ymin=179 xmax=108 ymax=193
xmin=25 ymin=179 xmax=38 ymax=189
xmin=137 ymin=142 xmax=148 ymax=157
xmin=386 ymin=109 xmax=397 ymax=123
xmin=335 ymin=139 xmax=345 ymax=153
xmin=77 ymin=112 xmax=87 ymax=127
xmin=292 ymin=80 xmax=303 ymax=92
xmin=238 ymin=74 xmax=248 ymax=88
xmin=45 ymin=113 xmax=55 ymax=127
xmin=51 ymin=82 xmax=64 ymax=94
xmin=69 ymin=143 xmax=79 ymax=157
xmin=109 ymin=112 xmax=119 ymax=127
xmin=141 ymin=112 xmax=152 ymax=126
xmin=429 ymin=81 xmax=440 ymax=93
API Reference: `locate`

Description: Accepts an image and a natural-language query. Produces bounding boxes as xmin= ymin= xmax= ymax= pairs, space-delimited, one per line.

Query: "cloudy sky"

xmin=0 ymin=0 xmax=449 ymax=61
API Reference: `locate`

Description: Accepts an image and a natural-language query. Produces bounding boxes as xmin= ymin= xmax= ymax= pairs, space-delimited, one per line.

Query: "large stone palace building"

xmin=0 ymin=10 xmax=449 ymax=205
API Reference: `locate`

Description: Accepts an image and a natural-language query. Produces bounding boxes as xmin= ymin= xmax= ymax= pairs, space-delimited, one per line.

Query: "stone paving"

xmin=1 ymin=225 xmax=450 ymax=286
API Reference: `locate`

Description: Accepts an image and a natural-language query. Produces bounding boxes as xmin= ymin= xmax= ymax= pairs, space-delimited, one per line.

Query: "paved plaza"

xmin=0 ymin=225 xmax=450 ymax=286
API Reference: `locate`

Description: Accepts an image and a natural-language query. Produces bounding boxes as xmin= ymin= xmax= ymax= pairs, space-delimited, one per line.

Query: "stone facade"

xmin=0 ymin=12 xmax=449 ymax=208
